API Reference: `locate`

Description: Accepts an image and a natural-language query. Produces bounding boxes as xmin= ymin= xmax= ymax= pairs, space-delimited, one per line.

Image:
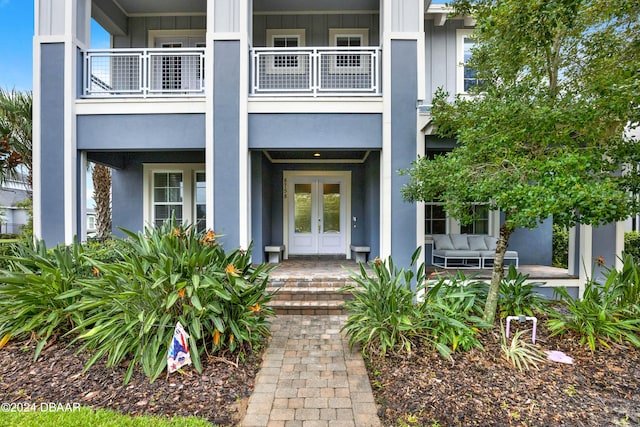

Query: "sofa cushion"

xmin=469 ymin=235 xmax=488 ymax=251
xmin=484 ymin=236 xmax=498 ymax=251
xmin=432 ymin=235 xmax=454 ymax=250
xmin=450 ymin=234 xmax=470 ymax=250
xmin=480 ymin=250 xmax=518 ymax=258
xmin=433 ymin=250 xmax=481 ymax=258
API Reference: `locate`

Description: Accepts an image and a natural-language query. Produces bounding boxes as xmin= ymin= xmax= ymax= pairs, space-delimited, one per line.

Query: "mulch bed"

xmin=0 ymin=336 xmax=263 ymax=425
xmin=366 ymin=320 xmax=640 ymax=427
xmin=1 ymin=321 xmax=639 ymax=426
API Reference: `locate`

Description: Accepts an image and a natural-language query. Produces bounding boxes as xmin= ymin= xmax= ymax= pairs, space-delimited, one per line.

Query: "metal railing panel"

xmin=251 ymin=47 xmax=381 ymax=96
xmin=83 ymin=48 xmax=205 ymax=98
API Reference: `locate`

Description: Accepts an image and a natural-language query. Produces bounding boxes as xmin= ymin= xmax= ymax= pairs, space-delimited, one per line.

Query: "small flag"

xmin=167 ymin=321 xmax=192 ymax=373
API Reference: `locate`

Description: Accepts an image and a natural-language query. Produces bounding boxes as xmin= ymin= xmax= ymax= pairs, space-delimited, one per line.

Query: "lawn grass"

xmin=0 ymin=407 xmax=214 ymax=427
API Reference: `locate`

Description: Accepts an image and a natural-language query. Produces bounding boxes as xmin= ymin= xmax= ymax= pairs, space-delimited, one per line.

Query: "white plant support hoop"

xmin=506 ymin=315 xmax=538 ymax=344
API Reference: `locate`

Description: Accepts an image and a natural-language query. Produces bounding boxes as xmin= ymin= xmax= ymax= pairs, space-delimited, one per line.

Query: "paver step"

xmin=266 ymin=283 xmax=360 ymax=315
xmin=267 ymin=299 xmax=347 ymax=315
xmin=268 ymin=278 xmax=357 ymax=288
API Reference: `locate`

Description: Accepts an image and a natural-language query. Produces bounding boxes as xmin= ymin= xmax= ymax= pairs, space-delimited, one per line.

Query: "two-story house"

xmin=32 ymin=0 xmax=626 ymax=295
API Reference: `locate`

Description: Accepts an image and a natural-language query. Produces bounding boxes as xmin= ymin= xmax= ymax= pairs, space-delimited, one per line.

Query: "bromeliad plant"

xmin=0 ymin=240 xmax=91 ymax=359
xmin=67 ymin=220 xmax=275 ymax=383
xmin=498 ymin=265 xmax=550 ymax=319
xmin=548 ymin=255 xmax=640 ymax=351
xmin=341 ymin=248 xmax=490 ymax=359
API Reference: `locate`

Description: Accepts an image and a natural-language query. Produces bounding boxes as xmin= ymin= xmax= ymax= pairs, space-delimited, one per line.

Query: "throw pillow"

xmin=450 ymin=234 xmax=470 ymax=250
xmin=433 ymin=235 xmax=454 ymax=250
xmin=469 ymin=235 xmax=488 ymax=251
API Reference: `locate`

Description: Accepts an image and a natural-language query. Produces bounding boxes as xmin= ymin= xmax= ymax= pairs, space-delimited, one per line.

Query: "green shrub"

xmin=625 ymin=231 xmax=640 ymax=264
xmin=341 ymin=249 xmax=428 ymax=356
xmin=552 ymin=223 xmax=569 ymax=268
xmin=548 ymin=254 xmax=640 ymax=350
xmin=498 ymin=265 xmax=550 ymax=318
xmin=82 ymin=237 xmax=134 ymax=264
xmin=0 ymin=240 xmax=90 ymax=359
xmin=67 ymin=220 xmax=275 ymax=383
xmin=341 ymin=248 xmax=489 ymax=358
xmin=422 ymin=277 xmax=491 ymax=352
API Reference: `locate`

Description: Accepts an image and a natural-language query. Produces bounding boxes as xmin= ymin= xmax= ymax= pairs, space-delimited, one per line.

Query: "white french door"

xmin=285 ymin=172 xmax=349 ymax=256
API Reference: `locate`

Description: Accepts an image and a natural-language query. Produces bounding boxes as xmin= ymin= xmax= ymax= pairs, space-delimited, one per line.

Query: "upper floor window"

xmin=456 ymin=29 xmax=480 ymax=94
xmin=266 ymin=29 xmax=306 ymax=70
xmin=329 ymin=29 xmax=369 ymax=73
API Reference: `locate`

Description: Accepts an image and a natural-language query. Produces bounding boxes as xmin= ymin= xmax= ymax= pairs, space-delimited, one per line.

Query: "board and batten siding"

xmin=252 ymin=13 xmax=380 ymax=47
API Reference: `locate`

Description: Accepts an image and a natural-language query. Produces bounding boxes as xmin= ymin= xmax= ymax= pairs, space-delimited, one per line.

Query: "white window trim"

xmin=148 ymin=29 xmax=206 ymax=49
xmin=265 ymin=29 xmax=307 ymax=75
xmin=328 ymin=28 xmax=370 ymax=75
xmin=329 ymin=28 xmax=369 ymax=47
xmin=266 ymin=29 xmax=306 ymax=48
xmin=143 ymin=163 xmax=205 ymax=228
xmin=456 ymin=29 xmax=475 ymax=95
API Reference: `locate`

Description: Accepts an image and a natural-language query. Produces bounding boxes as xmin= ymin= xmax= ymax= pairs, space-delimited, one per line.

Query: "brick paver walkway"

xmin=242 ymin=315 xmax=381 ymax=427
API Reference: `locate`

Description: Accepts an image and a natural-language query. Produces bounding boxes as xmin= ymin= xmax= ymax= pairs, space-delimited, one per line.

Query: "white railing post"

xmin=312 ymin=49 xmax=319 ymax=96
xmin=141 ymin=50 xmax=148 ymax=97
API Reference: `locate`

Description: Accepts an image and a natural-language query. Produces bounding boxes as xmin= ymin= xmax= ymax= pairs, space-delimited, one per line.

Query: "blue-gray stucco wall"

xmin=390 ymin=40 xmax=418 ymax=266
xmin=77 ymin=114 xmax=205 ymax=150
xmin=592 ymin=222 xmax=617 ymax=281
xmin=108 ymin=151 xmax=205 ymax=237
xmin=213 ymin=40 xmax=241 ymax=248
xmin=508 ymin=217 xmax=553 ymax=266
xmin=248 ymin=114 xmax=382 ymax=149
xmin=39 ymin=43 xmax=66 ymax=245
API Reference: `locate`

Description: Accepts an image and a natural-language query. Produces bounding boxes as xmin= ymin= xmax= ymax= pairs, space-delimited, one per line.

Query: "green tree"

xmin=401 ymin=0 xmax=640 ymax=324
xmin=0 ymin=89 xmax=32 ymax=185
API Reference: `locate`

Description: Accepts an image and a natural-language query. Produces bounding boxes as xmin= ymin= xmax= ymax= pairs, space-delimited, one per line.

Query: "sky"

xmin=0 ymin=0 xmax=109 ymax=92
xmin=0 ymin=0 xmax=34 ymax=91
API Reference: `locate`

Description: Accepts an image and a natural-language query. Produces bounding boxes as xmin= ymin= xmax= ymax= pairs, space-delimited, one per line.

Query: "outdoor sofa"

xmin=431 ymin=234 xmax=519 ymax=269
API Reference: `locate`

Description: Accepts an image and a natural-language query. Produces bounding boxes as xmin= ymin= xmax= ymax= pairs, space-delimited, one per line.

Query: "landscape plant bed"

xmin=0 ymin=336 xmax=265 ymax=426
xmin=365 ymin=321 xmax=640 ymax=427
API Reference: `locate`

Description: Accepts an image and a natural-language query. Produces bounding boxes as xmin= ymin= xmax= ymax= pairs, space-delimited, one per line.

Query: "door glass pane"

xmin=323 ymin=183 xmax=340 ymax=233
xmin=294 ymin=184 xmax=312 ymax=233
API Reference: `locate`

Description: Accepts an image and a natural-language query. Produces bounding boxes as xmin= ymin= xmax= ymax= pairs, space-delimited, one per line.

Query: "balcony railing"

xmin=82 ymin=48 xmax=205 ymax=98
xmin=251 ymin=47 xmax=381 ymax=96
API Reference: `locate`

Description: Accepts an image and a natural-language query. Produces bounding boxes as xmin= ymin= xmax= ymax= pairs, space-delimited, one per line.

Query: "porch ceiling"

xmin=105 ymin=0 xmax=379 ymax=16
xmin=264 ymin=150 xmax=370 ymax=163
xmin=108 ymin=0 xmax=206 ymax=15
xmin=253 ymin=0 xmax=380 ymax=13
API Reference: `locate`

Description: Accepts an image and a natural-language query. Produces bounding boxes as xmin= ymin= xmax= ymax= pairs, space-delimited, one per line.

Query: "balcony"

xmin=82 ymin=48 xmax=205 ymax=98
xmin=251 ymin=47 xmax=381 ymax=96
xmin=81 ymin=47 xmax=381 ymax=98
